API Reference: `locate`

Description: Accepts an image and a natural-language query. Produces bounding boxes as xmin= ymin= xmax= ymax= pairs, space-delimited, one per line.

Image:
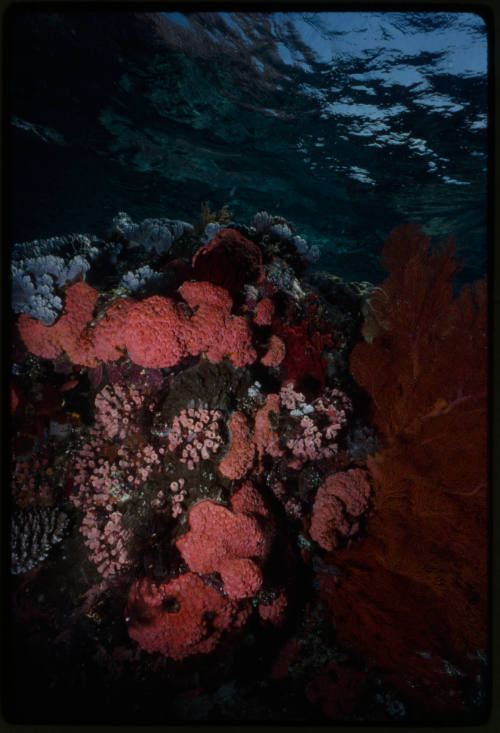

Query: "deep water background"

xmin=6 ymin=9 xmax=488 ymax=285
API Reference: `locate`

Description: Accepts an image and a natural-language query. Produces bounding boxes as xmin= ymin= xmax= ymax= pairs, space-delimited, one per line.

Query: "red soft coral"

xmin=261 ymin=334 xmax=286 ymax=367
xmin=258 ymin=588 xmax=288 ymax=627
xmin=18 ymin=313 xmax=62 ymax=360
xmin=191 ymin=228 xmax=263 ymax=295
xmin=18 ymin=278 xmax=258 ymax=371
xmin=179 ymin=280 xmax=233 ymax=312
xmin=230 ymin=479 xmax=272 ymax=520
xmin=254 ymin=297 xmax=275 ymax=326
xmin=272 ymin=298 xmax=337 ymax=385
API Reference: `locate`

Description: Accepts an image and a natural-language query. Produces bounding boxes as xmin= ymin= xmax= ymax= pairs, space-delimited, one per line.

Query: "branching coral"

xmin=321 ymin=224 xmax=487 ymax=701
xmin=11 ymin=507 xmax=69 ymax=575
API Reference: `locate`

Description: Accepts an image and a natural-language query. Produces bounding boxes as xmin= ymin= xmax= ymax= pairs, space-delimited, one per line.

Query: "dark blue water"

xmin=7 ymin=9 xmax=488 ymax=284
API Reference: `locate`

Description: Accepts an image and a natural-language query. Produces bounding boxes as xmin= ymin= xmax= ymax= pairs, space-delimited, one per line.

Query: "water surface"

xmin=7 ymin=9 xmax=488 ymax=283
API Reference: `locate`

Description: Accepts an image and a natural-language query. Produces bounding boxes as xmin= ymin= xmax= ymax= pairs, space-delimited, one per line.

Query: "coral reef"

xmin=9 ymin=211 xmax=487 ymax=723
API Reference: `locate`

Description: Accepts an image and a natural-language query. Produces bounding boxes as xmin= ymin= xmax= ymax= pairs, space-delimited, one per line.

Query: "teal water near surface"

xmin=8 ymin=9 xmax=488 ymax=284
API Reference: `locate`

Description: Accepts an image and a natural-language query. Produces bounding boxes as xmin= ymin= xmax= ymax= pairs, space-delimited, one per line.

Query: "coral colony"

xmin=10 ymin=211 xmax=487 ymax=722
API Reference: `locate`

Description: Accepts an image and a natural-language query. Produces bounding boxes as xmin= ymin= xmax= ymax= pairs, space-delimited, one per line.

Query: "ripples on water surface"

xmin=8 ymin=9 xmax=488 ymax=283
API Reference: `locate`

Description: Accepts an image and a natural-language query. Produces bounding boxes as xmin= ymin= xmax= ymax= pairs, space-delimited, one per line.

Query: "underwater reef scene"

xmin=8 ymin=10 xmax=487 ymax=286
xmin=6 ymin=8 xmax=488 ymax=725
xmin=8 ymin=208 xmax=487 ymax=723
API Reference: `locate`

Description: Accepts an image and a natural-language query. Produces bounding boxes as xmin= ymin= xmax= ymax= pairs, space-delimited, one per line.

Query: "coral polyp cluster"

xmin=167 ymin=408 xmax=224 ymax=468
xmin=9 ymin=211 xmax=487 ymax=722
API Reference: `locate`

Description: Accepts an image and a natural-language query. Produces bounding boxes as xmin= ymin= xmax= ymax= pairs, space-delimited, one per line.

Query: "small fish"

xmin=60 ymin=379 xmax=79 ymax=391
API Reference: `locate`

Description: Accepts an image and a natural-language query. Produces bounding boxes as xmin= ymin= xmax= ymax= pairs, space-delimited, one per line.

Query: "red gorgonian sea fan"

xmin=320 ymin=224 xmax=487 ymax=706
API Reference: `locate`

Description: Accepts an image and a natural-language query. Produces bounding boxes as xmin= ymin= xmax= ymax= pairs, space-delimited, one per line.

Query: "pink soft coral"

xmin=124 ymin=295 xmax=187 ymax=368
xmin=93 ymin=297 xmax=136 ymax=362
xmin=261 ymin=334 xmax=286 ymax=367
xmin=180 ymin=281 xmax=257 ymax=367
xmin=18 ymin=282 xmax=98 ymax=364
xmin=309 ymin=469 xmax=372 ymax=551
xmin=126 ymin=573 xmax=250 ymax=660
xmin=176 ymin=483 xmax=274 ymax=599
xmin=218 ymin=412 xmax=255 ymax=480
